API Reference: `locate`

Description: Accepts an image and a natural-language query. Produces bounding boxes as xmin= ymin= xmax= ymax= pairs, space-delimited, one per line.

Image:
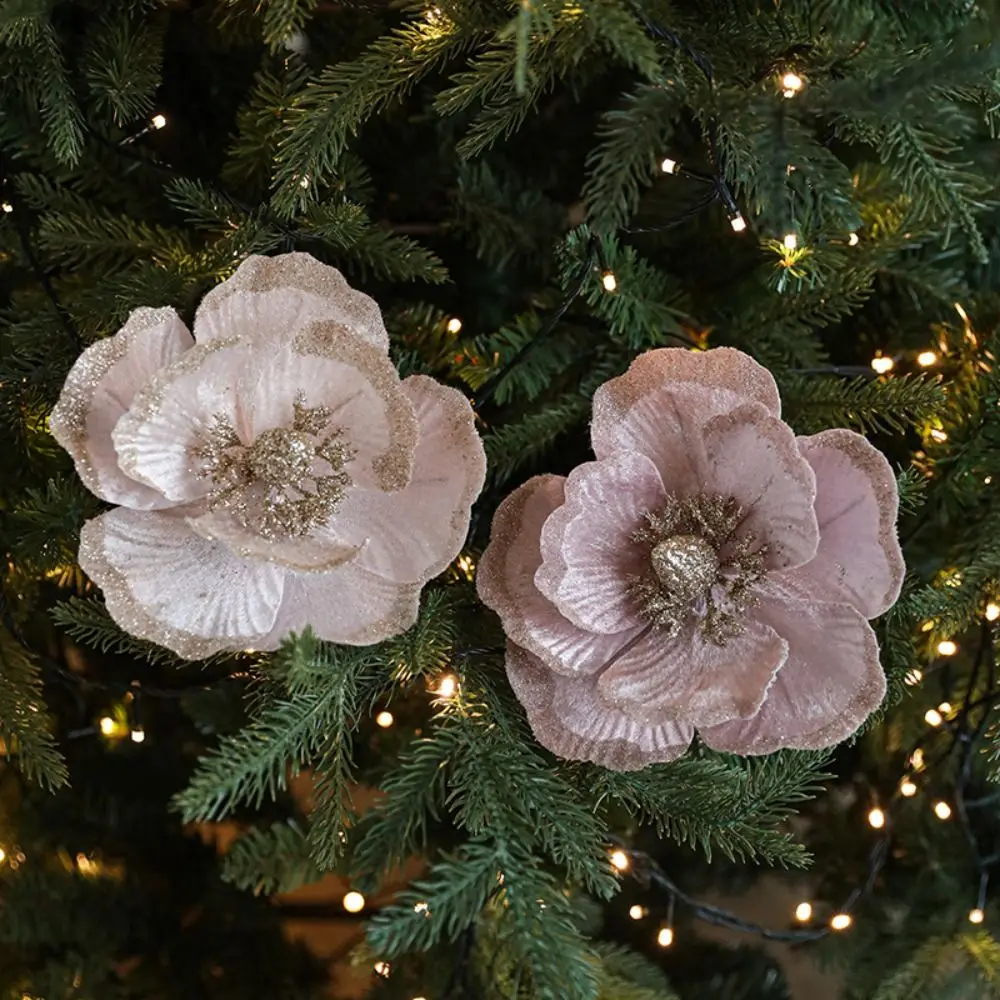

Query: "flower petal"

xmin=257 ymin=563 xmax=421 ymax=648
xmin=333 ymin=375 xmax=486 ymax=584
xmin=701 ymin=403 xmax=818 ymax=570
xmin=79 ymin=507 xmax=284 ymax=659
xmin=534 ymin=453 xmax=665 ymax=634
xmin=193 ymin=252 xmax=389 ymax=352
xmin=49 ymin=307 xmax=193 ymax=509
xmin=590 ymin=348 xmax=781 ymax=487
xmin=506 ymin=642 xmax=694 ymax=771
xmin=597 ymin=619 xmax=787 ymax=728
xmin=778 ymin=429 xmax=905 ymax=618
xmin=700 ymin=597 xmax=885 ymax=754
xmin=477 ymin=476 xmax=646 ymax=676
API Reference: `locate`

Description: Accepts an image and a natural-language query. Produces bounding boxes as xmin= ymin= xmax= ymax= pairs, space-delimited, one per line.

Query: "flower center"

xmin=195 ymin=395 xmax=354 ymax=539
xmin=630 ymin=493 xmax=768 ymax=646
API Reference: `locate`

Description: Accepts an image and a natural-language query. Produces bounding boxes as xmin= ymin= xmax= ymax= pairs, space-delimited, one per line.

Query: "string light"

xmin=937 ymin=639 xmax=958 ymax=657
xmin=610 ymin=849 xmax=630 ymax=872
xmin=986 ymin=477 xmax=993 ymax=486
xmin=904 ymin=668 xmax=923 ymax=686
xmin=924 ymin=708 xmax=943 ymax=727
xmin=969 ymin=908 xmax=986 ymax=924
xmin=656 ymin=926 xmax=674 ymax=947
xmin=929 ymin=428 xmax=948 ymax=443
xmin=830 ymin=913 xmax=853 ymax=931
xmin=729 ymin=212 xmax=747 ymax=233
xmin=794 ymin=901 xmax=813 ymax=922
xmin=782 ymin=232 xmax=798 ymax=251
xmin=0 ymin=847 xmax=7 ymax=864
xmin=660 ymin=157 xmax=679 ymax=175
xmin=629 ymin=905 xmax=647 ymax=920
xmin=99 ymin=717 xmax=116 ymax=736
xmin=343 ymin=891 xmax=366 ymax=913
xmin=848 ymin=232 xmax=860 ymax=246
xmin=867 ymin=807 xmax=886 ymax=829
xmin=601 ymin=271 xmax=617 ymax=293
xmin=447 ymin=317 xmax=463 ymax=334
xmin=871 ymin=354 xmax=894 ymax=374
xmin=933 ymin=800 xmax=953 ymax=820
xmin=938 ymin=702 xmax=952 ymax=715
xmin=151 ymin=113 xmax=167 ymax=130
xmin=986 ymin=603 xmax=1000 ymax=622
xmin=781 ymin=71 xmax=804 ymax=97
xmin=900 ymin=778 xmax=918 ymax=797
xmin=455 ymin=553 xmax=476 ymax=579
xmin=375 ymin=711 xmax=394 ymax=728
xmin=911 ymin=748 xmax=925 ymax=771
xmin=917 ymin=350 xmax=938 ymax=367
xmin=130 ymin=728 xmax=145 ymax=744
xmin=1 ymin=202 xmax=12 ymax=214
xmin=374 ymin=961 xmax=391 ymax=978
xmin=435 ymin=674 xmax=458 ymax=698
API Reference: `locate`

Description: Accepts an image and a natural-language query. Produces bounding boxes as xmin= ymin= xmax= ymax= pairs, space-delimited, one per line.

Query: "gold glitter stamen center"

xmin=629 ymin=493 xmax=768 ymax=645
xmin=195 ymin=395 xmax=354 ymax=539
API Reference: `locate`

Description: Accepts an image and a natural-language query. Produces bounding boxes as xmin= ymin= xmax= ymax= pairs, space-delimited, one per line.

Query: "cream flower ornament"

xmin=50 ymin=253 xmax=486 ymax=659
xmin=477 ymin=348 xmax=904 ymax=770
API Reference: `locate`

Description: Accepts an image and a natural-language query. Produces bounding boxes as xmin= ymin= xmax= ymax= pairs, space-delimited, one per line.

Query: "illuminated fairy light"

xmin=867 ymin=807 xmax=886 ymax=830
xmin=299 ymin=174 xmax=311 ymax=189
xmin=629 ymin=905 xmax=647 ymax=920
xmin=151 ymin=113 xmax=167 ymax=130
xmin=933 ymin=800 xmax=952 ymax=820
xmin=924 ymin=708 xmax=943 ymax=727
xmin=985 ymin=476 xmax=993 ymax=486
xmin=986 ymin=603 xmax=999 ymax=621
xmin=374 ymin=961 xmax=391 ymax=978
xmin=0 ymin=847 xmax=7 ymax=864
xmin=782 ymin=232 xmax=798 ymax=251
xmin=794 ymin=901 xmax=813 ymax=922
xmin=848 ymin=232 xmax=860 ymax=246
xmin=656 ymin=926 xmax=674 ymax=947
xmin=830 ymin=913 xmax=853 ymax=931
xmin=99 ymin=717 xmax=116 ymax=736
xmin=455 ymin=553 xmax=476 ymax=579
xmin=601 ymin=271 xmax=618 ymax=293
xmin=1 ymin=202 xmax=12 ymax=214
xmin=870 ymin=354 xmax=894 ymax=374
xmin=929 ymin=428 xmax=948 ymax=443
xmin=900 ymin=778 xmax=917 ymax=797
xmin=130 ymin=728 xmax=145 ymax=744
xmin=413 ymin=901 xmax=430 ymax=915
xmin=917 ymin=350 xmax=938 ymax=367
xmin=660 ymin=157 xmax=679 ymax=175
xmin=375 ymin=711 xmax=394 ymax=728
xmin=904 ymin=668 xmax=923 ymax=686
xmin=447 ymin=316 xmax=463 ymax=334
xmin=343 ymin=891 xmax=366 ymax=913
xmin=911 ymin=748 xmax=925 ymax=771
xmin=969 ymin=908 xmax=985 ymax=924
xmin=610 ymin=849 xmax=630 ymax=873
xmin=781 ymin=71 xmax=804 ymax=97
xmin=937 ymin=639 xmax=958 ymax=657
xmin=436 ymin=674 xmax=458 ymax=698
xmin=729 ymin=212 xmax=747 ymax=233
xmin=939 ymin=702 xmax=952 ymax=715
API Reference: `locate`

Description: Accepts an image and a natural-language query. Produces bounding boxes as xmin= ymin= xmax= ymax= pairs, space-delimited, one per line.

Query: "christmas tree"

xmin=3 ymin=0 xmax=1000 ymax=997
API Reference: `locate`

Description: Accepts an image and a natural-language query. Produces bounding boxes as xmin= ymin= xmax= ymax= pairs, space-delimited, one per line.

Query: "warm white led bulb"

xmin=601 ymin=271 xmax=617 ymax=293
xmin=99 ymin=717 xmax=116 ymax=736
xmin=933 ymin=800 xmax=952 ymax=820
xmin=1 ymin=202 xmax=12 ymax=214
xmin=924 ymin=709 xmax=943 ymax=727
xmin=917 ymin=350 xmax=938 ymax=367
xmin=830 ymin=913 xmax=852 ymax=931
xmin=343 ymin=891 xmax=366 ymax=913
xmin=900 ymin=778 xmax=917 ymax=797
xmin=986 ymin=603 xmax=999 ymax=622
xmin=867 ymin=807 xmax=886 ymax=830
xmin=870 ymin=355 xmax=894 ymax=374
xmin=447 ymin=317 xmax=463 ymax=334
xmin=151 ymin=114 xmax=167 ymax=130
xmin=794 ymin=901 xmax=813 ymax=922
xmin=848 ymin=232 xmax=860 ymax=246
xmin=436 ymin=675 xmax=458 ymax=698
xmin=374 ymin=961 xmax=391 ymax=977
xmin=130 ymin=728 xmax=145 ymax=744
xmin=969 ymin=908 xmax=985 ymax=924
xmin=375 ymin=711 xmax=394 ymax=728
xmin=610 ymin=850 xmax=630 ymax=872
xmin=781 ymin=71 xmax=804 ymax=94
xmin=904 ymin=669 xmax=923 ymax=686
xmin=782 ymin=232 xmax=798 ymax=251
xmin=730 ymin=213 xmax=747 ymax=233
xmin=937 ymin=639 xmax=958 ymax=657
xmin=660 ymin=157 xmax=678 ymax=175
xmin=657 ymin=926 xmax=674 ymax=947
xmin=629 ymin=905 xmax=647 ymax=920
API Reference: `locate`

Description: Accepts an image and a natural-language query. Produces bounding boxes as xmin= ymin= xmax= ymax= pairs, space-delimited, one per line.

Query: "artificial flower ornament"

xmin=477 ymin=348 xmax=904 ymax=770
xmin=50 ymin=253 xmax=486 ymax=658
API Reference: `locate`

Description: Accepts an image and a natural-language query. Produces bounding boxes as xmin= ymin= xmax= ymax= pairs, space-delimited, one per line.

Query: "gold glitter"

xmin=195 ymin=394 xmax=354 ymax=539
xmin=630 ymin=493 xmax=768 ymax=645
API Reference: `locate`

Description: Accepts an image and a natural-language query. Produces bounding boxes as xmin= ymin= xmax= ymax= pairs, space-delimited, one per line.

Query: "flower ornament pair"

xmin=53 ymin=253 xmax=904 ymax=767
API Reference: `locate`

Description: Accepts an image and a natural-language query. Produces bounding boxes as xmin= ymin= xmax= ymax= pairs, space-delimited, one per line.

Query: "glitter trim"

xmin=294 ymin=320 xmax=417 ymax=492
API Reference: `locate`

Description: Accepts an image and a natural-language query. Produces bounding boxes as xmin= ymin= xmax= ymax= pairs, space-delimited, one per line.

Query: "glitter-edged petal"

xmin=333 ymin=375 xmax=486 ymax=584
xmin=701 ymin=403 xmax=819 ymax=570
xmin=49 ymin=307 xmax=193 ymax=509
xmin=79 ymin=508 xmax=285 ymax=659
xmin=590 ymin=348 xmax=781 ymax=486
xmin=506 ymin=642 xmax=694 ymax=770
xmin=596 ymin=619 xmax=787 ymax=728
xmin=700 ymin=598 xmax=885 ymax=754
xmin=535 ymin=453 xmax=666 ymax=634
xmin=778 ymin=429 xmax=905 ymax=618
xmin=257 ymin=564 xmax=421 ymax=648
xmin=193 ymin=252 xmax=390 ymax=352
xmin=477 ymin=475 xmax=647 ymax=676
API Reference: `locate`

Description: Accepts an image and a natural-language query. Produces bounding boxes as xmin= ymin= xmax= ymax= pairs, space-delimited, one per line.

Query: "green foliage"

xmin=594 ymin=943 xmax=679 ymax=1000
xmin=222 ymin=820 xmax=323 ymax=895
xmin=871 ymin=932 xmax=1000 ymax=999
xmin=0 ymin=626 xmax=67 ymax=790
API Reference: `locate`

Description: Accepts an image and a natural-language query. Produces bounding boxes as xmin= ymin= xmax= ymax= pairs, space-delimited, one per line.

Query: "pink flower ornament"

xmin=477 ymin=348 xmax=904 ymax=770
xmin=51 ymin=253 xmax=486 ymax=658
